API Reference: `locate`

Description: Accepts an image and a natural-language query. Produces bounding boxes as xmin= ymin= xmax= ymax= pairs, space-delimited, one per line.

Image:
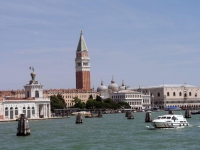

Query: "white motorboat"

xmin=151 ymin=114 xmax=189 ymax=128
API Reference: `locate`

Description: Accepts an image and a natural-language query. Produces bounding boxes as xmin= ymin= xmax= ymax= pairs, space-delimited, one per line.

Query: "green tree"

xmin=94 ymin=101 xmax=104 ymax=108
xmin=86 ymin=97 xmax=127 ymax=110
xmin=118 ymin=101 xmax=131 ymax=109
xmin=86 ymin=99 xmax=95 ymax=109
xmin=104 ymin=98 xmax=113 ymax=104
xmin=88 ymin=95 xmax=93 ymax=100
xmin=103 ymin=98 xmax=121 ymax=109
xmin=72 ymin=97 xmax=86 ymax=109
xmin=104 ymin=102 xmax=112 ymax=109
xmin=96 ymin=95 xmax=102 ymax=102
xmin=50 ymin=94 xmax=66 ymax=112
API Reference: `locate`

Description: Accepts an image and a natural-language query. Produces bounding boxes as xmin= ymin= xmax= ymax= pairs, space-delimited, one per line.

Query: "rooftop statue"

xmin=29 ymin=67 xmax=38 ymax=85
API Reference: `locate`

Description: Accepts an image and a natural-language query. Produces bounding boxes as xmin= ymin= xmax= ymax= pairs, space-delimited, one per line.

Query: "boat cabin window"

xmin=167 ymin=117 xmax=171 ymax=119
xmin=157 ymin=117 xmax=161 ymax=119
xmin=161 ymin=117 xmax=166 ymax=119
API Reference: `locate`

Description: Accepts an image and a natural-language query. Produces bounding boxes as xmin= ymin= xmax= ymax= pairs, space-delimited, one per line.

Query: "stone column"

xmin=44 ymin=104 xmax=46 ymax=118
xmin=36 ymin=104 xmax=39 ymax=118
xmin=48 ymin=104 xmax=51 ymax=118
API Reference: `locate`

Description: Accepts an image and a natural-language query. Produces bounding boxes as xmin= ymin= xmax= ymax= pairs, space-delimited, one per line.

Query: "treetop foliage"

xmin=50 ymin=94 xmax=66 ymax=112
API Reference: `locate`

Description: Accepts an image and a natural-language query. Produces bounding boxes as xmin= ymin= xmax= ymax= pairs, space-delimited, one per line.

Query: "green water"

xmin=0 ymin=112 xmax=200 ymax=150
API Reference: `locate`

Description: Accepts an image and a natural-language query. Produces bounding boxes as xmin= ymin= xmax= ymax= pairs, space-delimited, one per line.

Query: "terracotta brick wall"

xmin=0 ymin=115 xmax=3 ymax=119
xmin=76 ymin=71 xmax=90 ymax=90
xmin=76 ymin=72 xmax=82 ymax=89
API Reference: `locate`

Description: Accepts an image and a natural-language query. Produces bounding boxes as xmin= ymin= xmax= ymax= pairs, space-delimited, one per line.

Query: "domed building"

xmin=97 ymin=80 xmax=108 ymax=92
xmin=0 ymin=67 xmax=51 ymax=121
xmin=108 ymin=77 xmax=118 ymax=92
xmin=119 ymin=80 xmax=126 ymax=91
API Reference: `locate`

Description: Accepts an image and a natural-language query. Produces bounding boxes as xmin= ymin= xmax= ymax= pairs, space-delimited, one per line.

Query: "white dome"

xmin=97 ymin=80 xmax=108 ymax=92
xmin=119 ymin=86 xmax=126 ymax=90
xmin=108 ymin=77 xmax=118 ymax=91
xmin=119 ymin=80 xmax=126 ymax=90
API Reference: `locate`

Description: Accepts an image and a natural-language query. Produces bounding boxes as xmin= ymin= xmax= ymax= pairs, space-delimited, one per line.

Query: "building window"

xmin=179 ymin=92 xmax=182 ymax=96
xmin=23 ymin=107 xmax=26 ymax=114
xmin=35 ymin=91 xmax=39 ymax=98
xmin=184 ymin=93 xmax=187 ymax=98
xmin=173 ymin=92 xmax=176 ymax=96
xmin=195 ymin=93 xmax=197 ymax=97
xmin=10 ymin=107 xmax=14 ymax=119
xmin=5 ymin=107 xmax=8 ymax=116
xmin=31 ymin=107 xmax=35 ymax=115
xmin=27 ymin=91 xmax=29 ymax=98
xmin=158 ymin=92 xmax=160 ymax=97
xmin=83 ymin=62 xmax=88 ymax=66
xmin=189 ymin=92 xmax=191 ymax=96
xmin=27 ymin=107 xmax=31 ymax=118
xmin=15 ymin=107 xmax=18 ymax=116
xmin=167 ymin=92 xmax=170 ymax=96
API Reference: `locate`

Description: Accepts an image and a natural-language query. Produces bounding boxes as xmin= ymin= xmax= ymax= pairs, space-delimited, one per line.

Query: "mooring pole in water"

xmin=185 ymin=109 xmax=191 ymax=118
xmin=76 ymin=113 xmax=83 ymax=124
xmin=98 ymin=111 xmax=103 ymax=117
xmin=127 ymin=111 xmax=134 ymax=119
xmin=145 ymin=111 xmax=152 ymax=122
xmin=125 ymin=111 xmax=129 ymax=117
xmin=16 ymin=113 xmax=30 ymax=136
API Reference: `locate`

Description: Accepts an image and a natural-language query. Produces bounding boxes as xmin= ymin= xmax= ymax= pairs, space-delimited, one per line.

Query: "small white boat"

xmin=151 ymin=114 xmax=189 ymax=128
xmin=71 ymin=111 xmax=91 ymax=116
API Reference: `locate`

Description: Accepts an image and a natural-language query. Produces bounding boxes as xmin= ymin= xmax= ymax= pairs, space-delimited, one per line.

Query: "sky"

xmin=0 ymin=0 xmax=200 ymax=90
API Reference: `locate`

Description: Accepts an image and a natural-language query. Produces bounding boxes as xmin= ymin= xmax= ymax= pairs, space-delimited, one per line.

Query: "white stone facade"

xmin=0 ymin=70 xmax=51 ymax=121
xmin=141 ymin=84 xmax=200 ymax=109
xmin=2 ymin=98 xmax=51 ymax=120
xmin=110 ymin=90 xmax=151 ymax=110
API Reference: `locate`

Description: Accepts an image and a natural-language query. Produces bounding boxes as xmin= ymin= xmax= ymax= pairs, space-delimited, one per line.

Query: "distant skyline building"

xmin=75 ymin=31 xmax=91 ymax=90
xmin=97 ymin=78 xmax=151 ymax=110
xmin=140 ymin=84 xmax=200 ymax=109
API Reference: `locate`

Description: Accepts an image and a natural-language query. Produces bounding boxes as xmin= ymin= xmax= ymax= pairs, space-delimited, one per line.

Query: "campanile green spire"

xmin=76 ymin=30 xmax=88 ymax=52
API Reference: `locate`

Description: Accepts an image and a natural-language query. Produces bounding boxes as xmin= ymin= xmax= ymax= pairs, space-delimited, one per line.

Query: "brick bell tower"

xmin=75 ymin=31 xmax=91 ymax=90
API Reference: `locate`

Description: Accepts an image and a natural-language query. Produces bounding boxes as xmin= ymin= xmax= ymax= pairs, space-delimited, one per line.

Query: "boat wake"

xmin=146 ymin=126 xmax=185 ymax=130
xmin=146 ymin=126 xmax=156 ymax=130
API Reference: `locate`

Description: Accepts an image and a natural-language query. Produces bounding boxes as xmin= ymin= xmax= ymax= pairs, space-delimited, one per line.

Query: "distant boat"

xmin=71 ymin=111 xmax=91 ymax=116
xmin=191 ymin=111 xmax=200 ymax=115
xmin=151 ymin=107 xmax=163 ymax=112
xmin=165 ymin=106 xmax=181 ymax=111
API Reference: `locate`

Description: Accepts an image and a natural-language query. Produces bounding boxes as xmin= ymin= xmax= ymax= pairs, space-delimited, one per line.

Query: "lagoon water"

xmin=0 ymin=111 xmax=200 ymax=150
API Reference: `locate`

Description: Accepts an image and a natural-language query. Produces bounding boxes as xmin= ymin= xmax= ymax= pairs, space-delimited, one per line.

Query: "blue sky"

xmin=0 ymin=0 xmax=200 ymax=90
